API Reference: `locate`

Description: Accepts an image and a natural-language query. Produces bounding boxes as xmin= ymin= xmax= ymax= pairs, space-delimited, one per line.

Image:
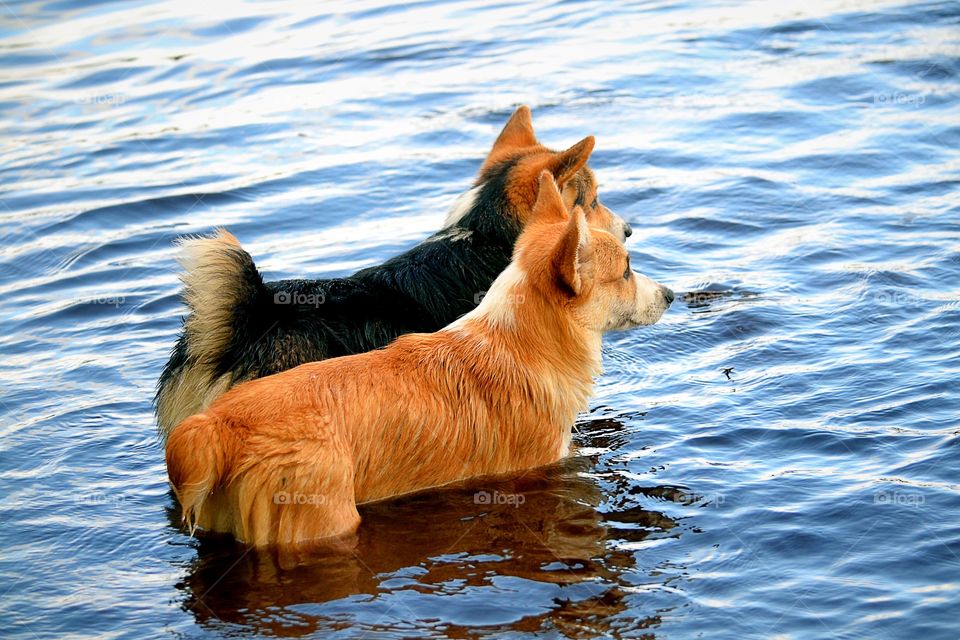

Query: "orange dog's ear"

xmin=548 ymin=136 xmax=594 ymax=187
xmin=491 ymin=105 xmax=537 ymax=153
xmin=530 ymin=171 xmax=569 ymax=226
xmin=552 ymin=206 xmax=592 ymax=296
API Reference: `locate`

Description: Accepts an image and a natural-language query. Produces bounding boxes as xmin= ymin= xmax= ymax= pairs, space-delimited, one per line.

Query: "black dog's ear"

xmin=548 ymin=136 xmax=595 ymax=187
xmin=491 ymin=105 xmax=537 ymax=153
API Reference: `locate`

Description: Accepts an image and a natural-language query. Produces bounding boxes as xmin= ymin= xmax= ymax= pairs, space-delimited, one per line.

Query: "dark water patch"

xmin=770 ymin=151 xmax=906 ymax=178
xmin=41 ymin=191 xmax=247 ymax=235
xmin=57 ymin=66 xmax=154 ymax=89
xmin=349 ymin=0 xmax=443 ymax=22
xmin=0 ymin=51 xmax=63 ymax=66
xmin=666 ymin=215 xmax=765 ymax=235
xmin=705 ymin=108 xmax=835 ymax=138
xmin=193 ymin=15 xmax=276 ymax=37
xmin=915 ymin=125 xmax=960 ymax=148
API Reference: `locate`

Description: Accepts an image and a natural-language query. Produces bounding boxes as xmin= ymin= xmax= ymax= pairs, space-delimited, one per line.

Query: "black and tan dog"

xmin=155 ymin=106 xmax=632 ymax=437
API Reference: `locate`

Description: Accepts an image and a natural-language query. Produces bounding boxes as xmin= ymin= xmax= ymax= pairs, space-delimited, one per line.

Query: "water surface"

xmin=1 ymin=0 xmax=959 ymax=638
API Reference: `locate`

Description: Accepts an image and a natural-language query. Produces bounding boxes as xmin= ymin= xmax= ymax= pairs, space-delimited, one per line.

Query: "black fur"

xmin=156 ymin=156 xmax=523 ymax=406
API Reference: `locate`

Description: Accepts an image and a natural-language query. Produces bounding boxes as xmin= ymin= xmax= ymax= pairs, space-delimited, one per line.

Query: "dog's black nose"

xmin=662 ymin=286 xmax=675 ymax=305
xmin=623 ymin=222 xmax=633 ymax=238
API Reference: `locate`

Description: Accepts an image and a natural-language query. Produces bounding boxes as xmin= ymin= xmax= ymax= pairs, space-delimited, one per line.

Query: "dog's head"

xmin=519 ymin=172 xmax=673 ymax=331
xmin=444 ymin=106 xmax=632 ymax=243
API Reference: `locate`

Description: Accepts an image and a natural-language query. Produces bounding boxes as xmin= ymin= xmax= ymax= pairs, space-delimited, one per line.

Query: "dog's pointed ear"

xmin=548 ymin=136 xmax=595 ymax=187
xmin=530 ymin=170 xmax=569 ymax=225
xmin=491 ymin=105 xmax=537 ymax=153
xmin=552 ymin=205 xmax=592 ymax=296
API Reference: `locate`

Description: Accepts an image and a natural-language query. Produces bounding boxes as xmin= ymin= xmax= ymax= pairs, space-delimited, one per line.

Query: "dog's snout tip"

xmin=623 ymin=222 xmax=633 ymax=238
xmin=662 ymin=286 xmax=675 ymax=305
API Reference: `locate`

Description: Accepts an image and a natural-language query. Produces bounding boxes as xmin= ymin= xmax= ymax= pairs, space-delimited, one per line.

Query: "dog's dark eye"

xmin=591 ymin=198 xmax=599 ymax=209
xmin=623 ymin=260 xmax=631 ymax=280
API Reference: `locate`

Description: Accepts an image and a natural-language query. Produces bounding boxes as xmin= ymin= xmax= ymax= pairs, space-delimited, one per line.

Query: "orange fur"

xmin=166 ymin=172 xmax=672 ymax=546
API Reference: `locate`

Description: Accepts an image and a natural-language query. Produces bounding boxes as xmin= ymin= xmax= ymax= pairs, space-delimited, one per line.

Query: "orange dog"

xmin=166 ymin=173 xmax=674 ymax=546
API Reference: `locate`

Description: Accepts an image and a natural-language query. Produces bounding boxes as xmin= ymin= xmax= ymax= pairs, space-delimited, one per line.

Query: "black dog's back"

xmin=226 ymin=228 xmax=514 ymax=380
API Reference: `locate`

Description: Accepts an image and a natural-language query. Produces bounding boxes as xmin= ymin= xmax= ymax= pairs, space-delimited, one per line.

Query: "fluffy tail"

xmin=155 ymin=230 xmax=266 ymax=437
xmin=165 ymin=412 xmax=239 ymax=535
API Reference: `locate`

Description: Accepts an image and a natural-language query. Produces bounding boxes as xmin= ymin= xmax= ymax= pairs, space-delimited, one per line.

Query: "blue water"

xmin=1 ymin=1 xmax=958 ymax=638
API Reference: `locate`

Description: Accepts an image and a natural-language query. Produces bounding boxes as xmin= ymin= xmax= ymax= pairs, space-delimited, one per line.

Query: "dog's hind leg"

xmin=233 ymin=434 xmax=361 ymax=546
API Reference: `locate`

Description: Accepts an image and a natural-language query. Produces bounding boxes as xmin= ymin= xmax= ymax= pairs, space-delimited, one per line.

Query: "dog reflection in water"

xmin=165 ymin=172 xmax=674 ymax=546
xmin=174 ymin=454 xmax=682 ymax=638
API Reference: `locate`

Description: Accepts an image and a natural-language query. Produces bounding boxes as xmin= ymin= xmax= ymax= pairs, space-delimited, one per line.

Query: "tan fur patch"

xmin=156 ymin=230 xmax=248 ymax=437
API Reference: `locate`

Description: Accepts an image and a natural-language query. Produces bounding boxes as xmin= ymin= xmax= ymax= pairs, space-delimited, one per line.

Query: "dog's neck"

xmin=442 ymin=164 xmax=526 ymax=250
xmin=444 ymin=263 xmax=602 ymax=434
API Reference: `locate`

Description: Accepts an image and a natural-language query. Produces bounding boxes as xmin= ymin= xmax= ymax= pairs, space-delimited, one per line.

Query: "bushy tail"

xmin=155 ymin=230 xmax=266 ymax=438
xmin=165 ymin=412 xmax=239 ymax=534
